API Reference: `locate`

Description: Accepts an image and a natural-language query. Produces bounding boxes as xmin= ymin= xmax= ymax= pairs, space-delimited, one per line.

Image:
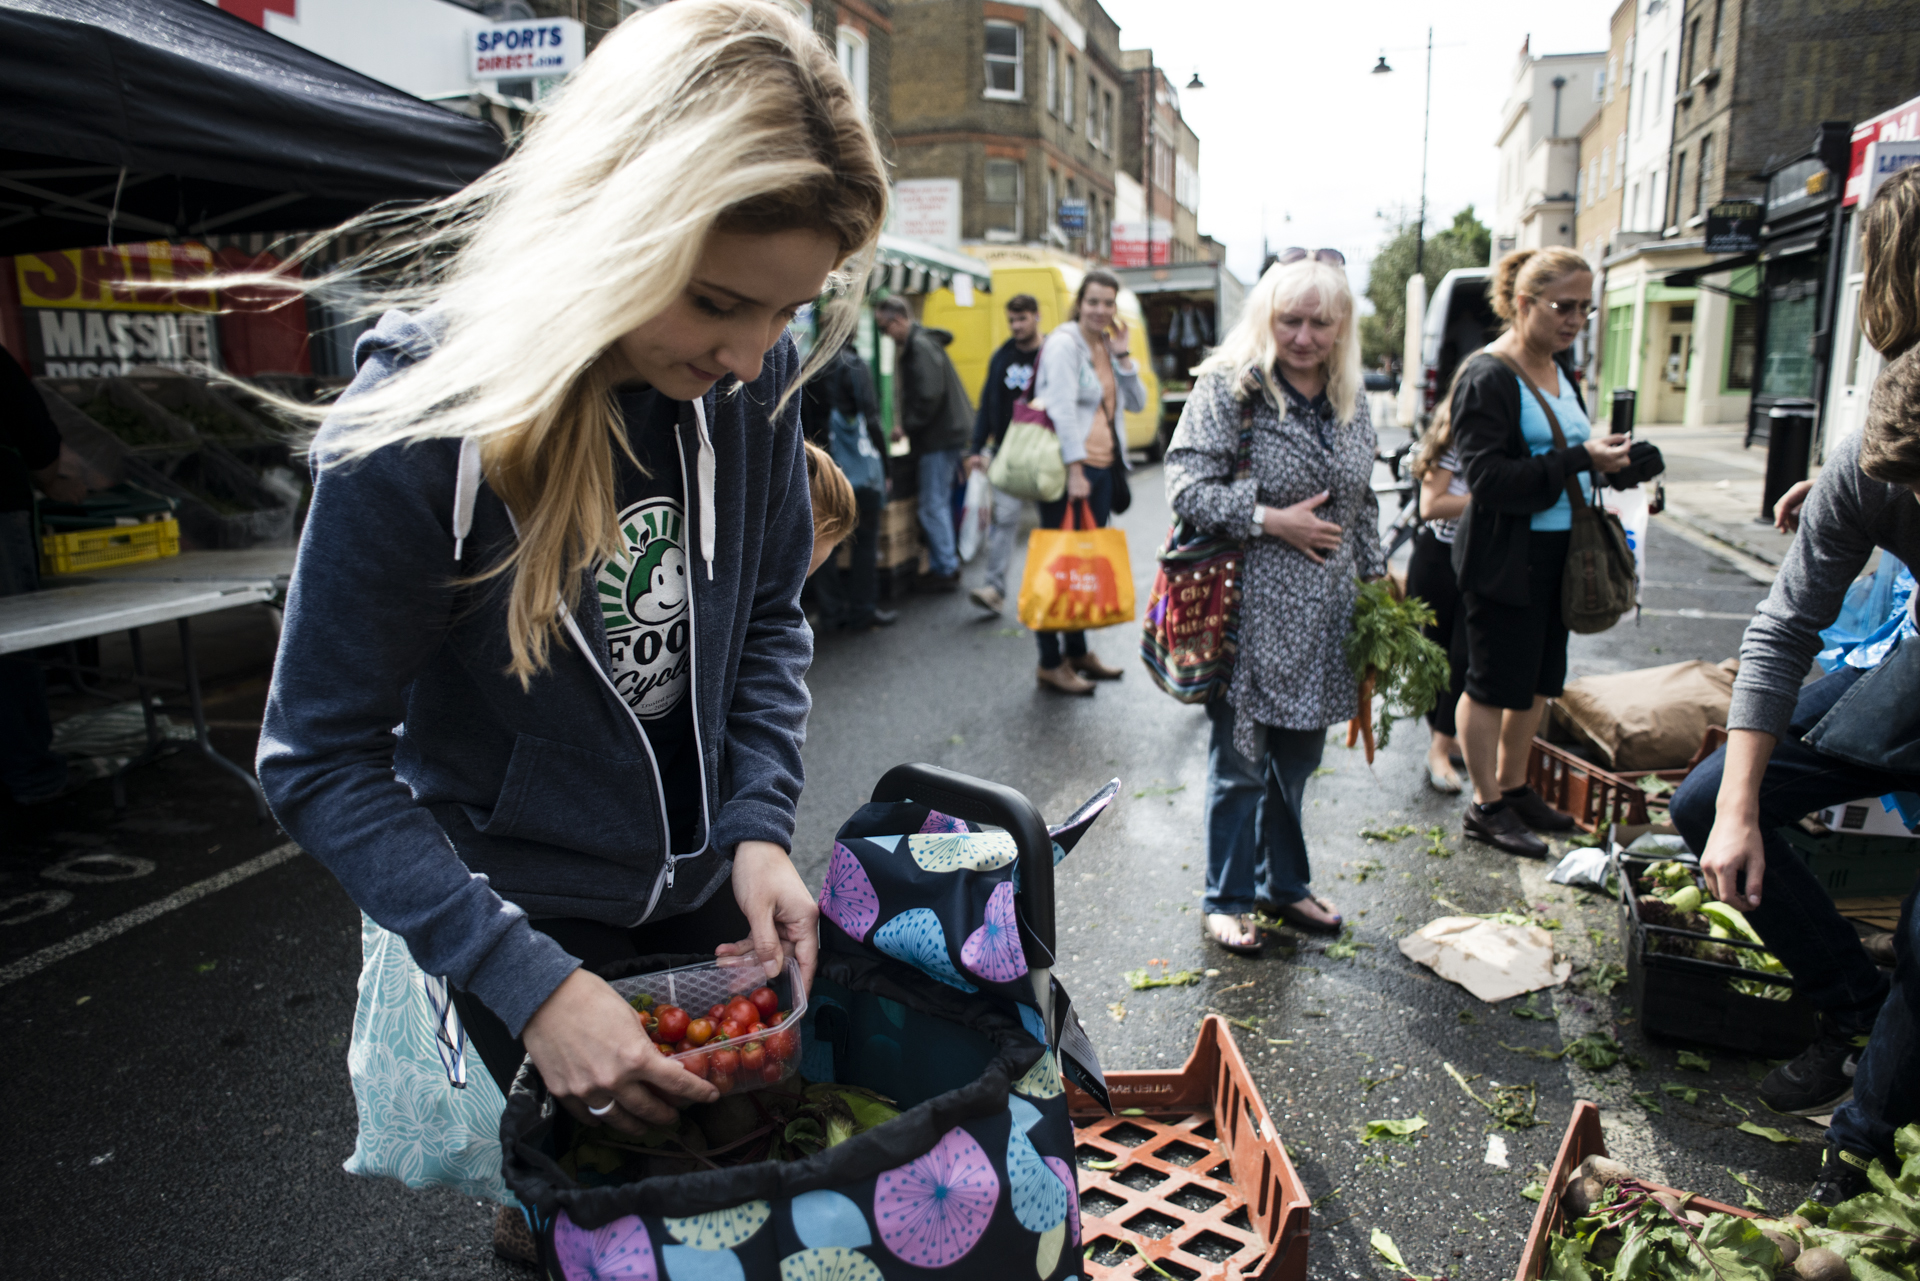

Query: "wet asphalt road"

xmin=1 ymin=460 xmax=1818 ymax=1281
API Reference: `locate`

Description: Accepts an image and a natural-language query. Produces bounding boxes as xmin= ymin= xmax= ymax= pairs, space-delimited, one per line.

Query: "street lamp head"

xmin=1186 ymin=70 xmax=1205 ymax=90
xmin=1372 ymin=54 xmax=1392 ymax=74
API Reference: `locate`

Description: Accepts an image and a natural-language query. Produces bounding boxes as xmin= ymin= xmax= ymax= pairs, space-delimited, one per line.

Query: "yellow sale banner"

xmin=15 ymin=241 xmax=217 ymax=313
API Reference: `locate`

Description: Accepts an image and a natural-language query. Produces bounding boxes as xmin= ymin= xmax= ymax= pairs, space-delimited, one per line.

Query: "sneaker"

xmin=922 ymin=571 xmax=961 ymax=593
xmin=1808 ymin=1141 xmax=1875 ymax=1207
xmin=1503 ymin=785 xmax=1577 ymax=832
xmin=1464 ymin=802 xmax=1550 ymax=858
xmin=1760 ymin=1014 xmax=1871 ymax=1115
xmin=969 ymin=585 xmax=1005 ymax=614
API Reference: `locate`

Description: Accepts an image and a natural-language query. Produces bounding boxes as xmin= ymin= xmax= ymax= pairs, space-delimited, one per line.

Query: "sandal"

xmin=1205 ymin=913 xmax=1263 ymax=956
xmin=1269 ymin=895 xmax=1343 ymax=935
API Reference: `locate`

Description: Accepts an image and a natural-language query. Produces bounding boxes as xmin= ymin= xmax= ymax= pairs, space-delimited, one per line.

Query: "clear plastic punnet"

xmin=610 ymin=954 xmax=807 ymax=1097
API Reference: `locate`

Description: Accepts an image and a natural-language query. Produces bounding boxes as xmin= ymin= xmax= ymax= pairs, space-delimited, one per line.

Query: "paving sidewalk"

xmin=1638 ymin=420 xmax=1804 ymax=568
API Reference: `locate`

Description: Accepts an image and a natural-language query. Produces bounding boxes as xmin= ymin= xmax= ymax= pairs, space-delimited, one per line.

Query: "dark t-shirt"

xmin=1 ymin=346 xmax=61 ymax=513
xmin=596 ymin=388 xmax=703 ymax=855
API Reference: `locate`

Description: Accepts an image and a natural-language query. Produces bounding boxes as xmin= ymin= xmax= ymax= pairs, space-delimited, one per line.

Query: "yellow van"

xmin=921 ymin=257 xmax=1161 ymax=455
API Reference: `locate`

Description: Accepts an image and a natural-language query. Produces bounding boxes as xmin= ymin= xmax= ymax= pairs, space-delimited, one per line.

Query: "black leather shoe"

xmin=1463 ymin=802 xmax=1550 ymax=858
xmin=1502 ymin=785 xmax=1577 ymax=832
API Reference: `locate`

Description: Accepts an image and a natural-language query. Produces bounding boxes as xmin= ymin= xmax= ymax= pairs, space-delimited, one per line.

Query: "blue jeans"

xmin=1203 ymin=698 xmax=1325 ymax=914
xmin=1832 ymin=899 xmax=1919 ymax=1162
xmin=916 ymin=449 xmax=962 ymax=576
xmin=1034 ymin=464 xmax=1114 ymax=670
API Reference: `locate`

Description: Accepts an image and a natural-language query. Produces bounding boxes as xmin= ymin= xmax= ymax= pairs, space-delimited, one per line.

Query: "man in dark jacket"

xmin=876 ymin=295 xmax=972 ymax=589
xmin=800 ymin=340 xmax=896 ymax=630
xmin=963 ymin=293 xmax=1041 ymax=615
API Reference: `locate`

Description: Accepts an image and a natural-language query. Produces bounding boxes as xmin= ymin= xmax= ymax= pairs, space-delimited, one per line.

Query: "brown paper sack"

xmin=1551 ymin=658 xmax=1739 ymax=771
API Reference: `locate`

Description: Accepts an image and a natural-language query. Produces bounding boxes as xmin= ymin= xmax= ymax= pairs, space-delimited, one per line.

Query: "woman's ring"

xmin=587 ymin=1098 xmax=619 ymax=1117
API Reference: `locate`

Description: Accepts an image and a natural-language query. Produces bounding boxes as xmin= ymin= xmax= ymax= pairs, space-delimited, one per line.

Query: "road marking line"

xmin=0 ymin=841 xmax=302 ymax=989
xmin=1640 ymin=606 xmax=1758 ymax=621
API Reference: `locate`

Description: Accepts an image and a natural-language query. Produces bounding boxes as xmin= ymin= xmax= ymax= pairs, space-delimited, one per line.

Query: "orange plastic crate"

xmin=1066 ymin=1015 xmax=1309 ymax=1281
xmin=1516 ymin=1101 xmax=1753 ymax=1280
xmin=1527 ymin=738 xmax=1689 ymax=833
xmin=40 ymin=516 xmax=180 ymax=576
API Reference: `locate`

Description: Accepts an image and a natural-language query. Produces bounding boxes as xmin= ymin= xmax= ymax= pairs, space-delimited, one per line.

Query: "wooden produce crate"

xmin=1516 ymin=1102 xmax=1753 ymax=1280
xmin=1066 ymin=1016 xmax=1310 ymax=1281
xmin=876 ymin=497 xmax=923 ymax=571
xmin=1527 ymin=738 xmax=1689 ymax=833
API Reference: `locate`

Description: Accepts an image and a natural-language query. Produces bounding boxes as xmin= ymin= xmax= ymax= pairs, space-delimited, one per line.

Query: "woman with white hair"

xmin=1164 ymin=249 xmax=1383 ymax=954
xmin=254 ymin=0 xmax=883 ymax=1169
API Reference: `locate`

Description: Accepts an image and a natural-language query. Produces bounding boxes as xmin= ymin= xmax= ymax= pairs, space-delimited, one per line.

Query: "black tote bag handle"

xmin=869 ymin=763 xmax=1056 ymax=969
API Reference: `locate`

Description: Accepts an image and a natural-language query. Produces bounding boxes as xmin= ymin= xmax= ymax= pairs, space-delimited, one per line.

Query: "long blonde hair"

xmin=240 ymin=0 xmax=885 ymax=681
xmin=1194 ymin=258 xmax=1362 ymax=424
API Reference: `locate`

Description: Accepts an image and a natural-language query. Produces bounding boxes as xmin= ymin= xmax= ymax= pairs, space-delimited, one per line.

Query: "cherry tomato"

xmin=748 ymin=987 xmax=780 ymax=1019
xmin=765 ymin=1028 xmax=799 ymax=1062
xmin=720 ymin=1017 xmax=750 ymax=1041
xmin=726 ymin=997 xmax=758 ymax=1026
xmin=709 ymin=1071 xmax=737 ymax=1094
xmin=761 ymin=1062 xmax=786 ymax=1083
xmin=671 ymin=1040 xmax=693 ymax=1055
xmin=739 ymin=1041 xmax=767 ymax=1073
xmin=709 ymin=1047 xmax=740 ymax=1078
xmin=709 ymin=1003 xmax=729 ymax=1021
xmin=654 ymin=1005 xmax=690 ymax=1044
xmin=685 ymin=1018 xmax=715 ymax=1046
xmin=680 ymin=1052 xmax=710 ymax=1079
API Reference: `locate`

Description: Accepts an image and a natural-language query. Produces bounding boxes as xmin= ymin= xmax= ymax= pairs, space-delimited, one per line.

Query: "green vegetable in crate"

xmin=1342 ymin=579 xmax=1451 ymax=760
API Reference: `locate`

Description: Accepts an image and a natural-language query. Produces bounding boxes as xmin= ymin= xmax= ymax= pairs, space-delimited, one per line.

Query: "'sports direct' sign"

xmin=469 ymin=18 xmax=584 ymax=80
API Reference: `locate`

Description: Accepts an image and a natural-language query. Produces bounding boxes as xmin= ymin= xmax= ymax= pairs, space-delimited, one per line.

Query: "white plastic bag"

xmin=1601 ymin=484 xmax=1650 ymax=601
xmin=957 ymin=467 xmax=992 ymax=563
xmin=343 ymin=913 xmax=515 ymax=1204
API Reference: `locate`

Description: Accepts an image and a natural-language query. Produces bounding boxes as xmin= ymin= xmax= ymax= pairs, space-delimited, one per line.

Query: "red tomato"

xmin=765 ymin=1028 xmax=799 ymax=1062
xmin=671 ymin=1040 xmax=693 ymax=1055
xmin=726 ymin=997 xmax=758 ymax=1026
xmin=654 ymin=1005 xmax=690 ymax=1044
xmin=709 ymin=1003 xmax=729 ymax=1021
xmin=748 ymin=987 xmax=780 ymax=1019
xmin=685 ymin=1018 xmax=715 ymax=1046
xmin=680 ymin=1051 xmax=709 ymax=1079
xmin=709 ymin=1071 xmax=737 ymax=1094
xmin=719 ymin=1017 xmax=750 ymax=1041
xmin=760 ymin=1062 xmax=786 ymax=1083
xmin=739 ymin=1041 xmax=767 ymax=1073
xmin=709 ymin=1047 xmax=741 ymax=1078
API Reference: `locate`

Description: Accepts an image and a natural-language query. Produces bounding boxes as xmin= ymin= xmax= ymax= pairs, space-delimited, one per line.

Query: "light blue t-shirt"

xmin=1516 ymin=370 xmax=1592 ymax=531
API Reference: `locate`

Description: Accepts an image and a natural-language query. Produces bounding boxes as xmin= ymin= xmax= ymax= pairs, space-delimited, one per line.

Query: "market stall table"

xmin=0 ymin=578 xmax=277 ymax=818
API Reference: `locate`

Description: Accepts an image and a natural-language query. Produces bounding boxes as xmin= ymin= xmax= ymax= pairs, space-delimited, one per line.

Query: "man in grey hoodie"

xmin=1670 ymin=348 xmax=1920 ymax=1205
xmin=876 ymin=295 xmax=973 ymax=589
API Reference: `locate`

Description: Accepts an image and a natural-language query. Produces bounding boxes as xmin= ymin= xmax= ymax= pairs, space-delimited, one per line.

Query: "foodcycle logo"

xmin=468 ymin=17 xmax=584 ymax=80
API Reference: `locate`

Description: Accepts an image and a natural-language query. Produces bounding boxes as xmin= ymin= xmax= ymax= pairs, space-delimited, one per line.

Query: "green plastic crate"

xmin=1779 ymin=825 xmax=1920 ymax=898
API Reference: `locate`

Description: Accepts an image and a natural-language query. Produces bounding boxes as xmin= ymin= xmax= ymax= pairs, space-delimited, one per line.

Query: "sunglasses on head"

xmin=1277 ymin=247 xmax=1347 ymax=267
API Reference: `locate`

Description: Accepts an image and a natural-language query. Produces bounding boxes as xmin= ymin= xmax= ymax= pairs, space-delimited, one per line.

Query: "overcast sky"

xmin=1098 ymin=0 xmax=1620 ymax=295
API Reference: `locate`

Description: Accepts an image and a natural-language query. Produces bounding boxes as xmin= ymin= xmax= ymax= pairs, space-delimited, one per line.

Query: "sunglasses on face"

xmin=1277 ymin=246 xmax=1347 ymax=267
xmin=1531 ymin=297 xmax=1595 ymax=318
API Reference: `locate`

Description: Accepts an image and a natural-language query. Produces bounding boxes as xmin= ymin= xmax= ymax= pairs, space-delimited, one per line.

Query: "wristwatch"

xmin=1250 ymin=504 xmax=1267 ymax=538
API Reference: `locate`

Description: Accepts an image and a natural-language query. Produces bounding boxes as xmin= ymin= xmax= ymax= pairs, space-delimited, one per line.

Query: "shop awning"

xmin=0 ymin=0 xmax=505 ymax=256
xmin=870 ymin=233 xmax=993 ymax=296
xmin=1663 ymin=251 xmax=1761 ymax=297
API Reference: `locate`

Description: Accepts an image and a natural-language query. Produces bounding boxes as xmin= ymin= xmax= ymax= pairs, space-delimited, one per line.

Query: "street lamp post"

xmin=1373 ymin=28 xmax=1433 ymax=279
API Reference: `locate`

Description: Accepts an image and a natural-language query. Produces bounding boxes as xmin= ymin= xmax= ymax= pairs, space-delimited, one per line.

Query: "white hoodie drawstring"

xmin=452 ymin=436 xmax=482 ymax=560
xmin=691 ymin=397 xmax=716 ymax=581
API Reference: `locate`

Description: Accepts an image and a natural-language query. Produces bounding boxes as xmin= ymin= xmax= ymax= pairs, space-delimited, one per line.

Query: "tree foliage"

xmin=1361 ymin=207 xmax=1493 ymax=368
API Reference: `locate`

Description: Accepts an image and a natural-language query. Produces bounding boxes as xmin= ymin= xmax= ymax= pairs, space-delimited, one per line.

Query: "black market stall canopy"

xmin=0 ymin=0 xmax=505 ymax=256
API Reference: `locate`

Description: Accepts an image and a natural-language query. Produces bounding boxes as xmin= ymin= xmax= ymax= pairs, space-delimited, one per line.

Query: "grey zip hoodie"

xmin=257 ymin=312 xmax=815 ymax=1036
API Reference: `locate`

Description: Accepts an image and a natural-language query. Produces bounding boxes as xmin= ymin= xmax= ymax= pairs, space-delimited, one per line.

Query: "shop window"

xmin=836 ymin=27 xmax=868 ymax=118
xmin=984 ymin=21 xmax=1021 ymax=99
xmin=1759 ymin=256 xmax=1822 ymax=398
xmin=984 ymin=158 xmax=1023 ymax=239
xmin=1726 ymin=301 xmax=1757 ymax=390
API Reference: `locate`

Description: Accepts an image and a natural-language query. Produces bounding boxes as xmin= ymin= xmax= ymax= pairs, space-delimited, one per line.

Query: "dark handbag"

xmin=1138 ymin=390 xmax=1256 ymax=702
xmin=1109 ymin=464 xmax=1131 ymax=514
xmin=1493 ymin=354 xmax=1637 ymax=634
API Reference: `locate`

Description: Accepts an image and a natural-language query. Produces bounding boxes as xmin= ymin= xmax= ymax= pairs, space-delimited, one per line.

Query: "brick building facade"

xmin=1667 ymin=0 xmax=1920 ymax=232
xmin=889 ymin=0 xmax=1125 ymax=258
xmin=1119 ymin=53 xmax=1201 ymax=263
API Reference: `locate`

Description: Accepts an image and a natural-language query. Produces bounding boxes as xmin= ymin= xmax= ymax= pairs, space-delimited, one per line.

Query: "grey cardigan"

xmin=1033 ymin=320 xmax=1146 ymax=467
xmin=1732 ymin=426 xmax=1920 ymax=738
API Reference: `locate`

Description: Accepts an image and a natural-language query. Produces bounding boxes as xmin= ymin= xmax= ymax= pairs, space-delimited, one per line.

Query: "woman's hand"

xmin=1066 ymin=462 xmax=1091 ymax=500
xmin=522 ymin=968 xmax=720 ymax=1134
xmin=1773 ymin=479 xmax=1815 ymax=533
xmin=1582 ymin=434 xmax=1633 ymax=474
xmin=1263 ymin=491 xmax=1343 ymax=563
xmin=717 ymin=840 xmax=819 ymax=988
xmin=1105 ymin=316 xmax=1132 ymax=359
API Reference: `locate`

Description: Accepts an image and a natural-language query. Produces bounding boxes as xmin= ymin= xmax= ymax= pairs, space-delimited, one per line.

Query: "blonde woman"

xmin=1449 ymin=248 xmax=1632 ymax=857
xmin=255 ymin=0 xmax=884 ymax=1155
xmin=1164 ymin=250 xmax=1383 ymax=954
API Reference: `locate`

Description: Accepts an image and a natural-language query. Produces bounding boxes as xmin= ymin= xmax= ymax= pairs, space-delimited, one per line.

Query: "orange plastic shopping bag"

xmin=1017 ymin=500 xmax=1136 ymax=632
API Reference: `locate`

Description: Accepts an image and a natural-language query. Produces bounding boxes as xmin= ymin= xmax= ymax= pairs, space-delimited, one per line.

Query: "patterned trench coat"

xmin=1163 ymin=366 xmax=1385 ymax=758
